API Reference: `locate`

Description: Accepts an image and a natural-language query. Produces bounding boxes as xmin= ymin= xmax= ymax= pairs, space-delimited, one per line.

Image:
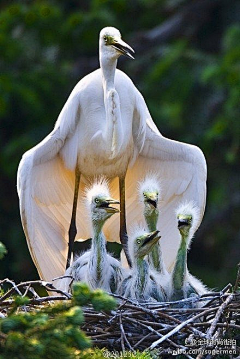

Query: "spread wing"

xmin=104 ymin=91 xmax=207 ymax=270
xmin=17 ymin=91 xmax=91 ymax=282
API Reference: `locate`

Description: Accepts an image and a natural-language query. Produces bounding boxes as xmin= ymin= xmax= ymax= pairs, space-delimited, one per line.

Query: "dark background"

xmin=0 ymin=0 xmax=239 ymax=289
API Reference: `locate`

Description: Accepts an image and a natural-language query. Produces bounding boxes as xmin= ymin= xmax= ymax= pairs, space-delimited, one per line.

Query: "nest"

xmin=0 ymin=277 xmax=239 ymax=358
xmin=82 ymin=289 xmax=240 ymax=357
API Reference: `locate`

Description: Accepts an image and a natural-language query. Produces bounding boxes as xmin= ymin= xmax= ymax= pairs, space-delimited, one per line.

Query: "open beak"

xmin=102 ymin=198 xmax=120 ymax=214
xmin=142 ymin=230 xmax=160 ymax=247
xmin=112 ymin=38 xmax=135 ymax=59
xmin=138 ymin=230 xmax=161 ymax=257
xmin=146 ymin=198 xmax=157 ymax=209
xmin=178 ymin=219 xmax=189 ymax=229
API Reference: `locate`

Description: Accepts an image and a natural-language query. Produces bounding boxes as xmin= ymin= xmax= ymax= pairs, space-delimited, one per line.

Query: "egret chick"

xmin=120 ymin=227 xmax=167 ymax=302
xmin=139 ymin=175 xmax=168 ymax=275
xmin=64 ymin=180 xmax=123 ymax=293
xmin=170 ymin=202 xmax=207 ymax=301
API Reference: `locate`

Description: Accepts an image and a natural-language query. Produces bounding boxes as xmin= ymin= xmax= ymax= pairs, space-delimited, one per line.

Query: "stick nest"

xmin=0 ymin=278 xmax=239 ymax=358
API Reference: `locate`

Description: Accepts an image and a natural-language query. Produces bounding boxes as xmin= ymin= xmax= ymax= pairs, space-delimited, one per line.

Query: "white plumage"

xmin=17 ymin=26 xmax=207 ymax=282
xmin=120 ymin=226 xmax=167 ymax=302
xmin=169 ymin=201 xmax=208 ymax=301
xmin=57 ymin=179 xmax=123 ymax=293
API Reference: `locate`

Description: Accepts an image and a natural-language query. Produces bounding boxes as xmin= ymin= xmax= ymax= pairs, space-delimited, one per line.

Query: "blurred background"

xmin=0 ymin=0 xmax=239 ymax=289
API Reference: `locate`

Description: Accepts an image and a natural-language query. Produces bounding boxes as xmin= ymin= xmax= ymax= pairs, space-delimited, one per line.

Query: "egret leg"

xmin=119 ymin=176 xmax=132 ymax=267
xmin=66 ymin=167 xmax=81 ymax=269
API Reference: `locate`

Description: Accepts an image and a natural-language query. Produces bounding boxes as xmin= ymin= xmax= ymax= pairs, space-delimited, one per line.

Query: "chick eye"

xmin=103 ymin=36 xmax=107 ymax=42
xmin=137 ymin=239 xmax=141 ymax=244
xmin=95 ymin=198 xmax=100 ymax=204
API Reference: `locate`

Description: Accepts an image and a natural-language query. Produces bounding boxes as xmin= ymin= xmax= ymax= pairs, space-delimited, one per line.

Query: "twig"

xmin=149 ymin=307 xmax=219 ymax=349
xmin=233 ymin=263 xmax=240 ymax=292
xmin=119 ymin=313 xmax=134 ymax=350
xmin=206 ymin=293 xmax=235 ymax=339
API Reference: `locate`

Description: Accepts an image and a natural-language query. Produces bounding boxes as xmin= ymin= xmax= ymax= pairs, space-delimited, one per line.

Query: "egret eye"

xmin=137 ymin=239 xmax=141 ymax=244
xmin=103 ymin=36 xmax=107 ymax=42
xmin=95 ymin=198 xmax=100 ymax=204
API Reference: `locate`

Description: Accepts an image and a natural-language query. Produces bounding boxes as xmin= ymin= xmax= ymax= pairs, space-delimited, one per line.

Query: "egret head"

xmin=86 ymin=178 xmax=119 ymax=224
xmin=99 ymin=27 xmax=134 ymax=60
xmin=139 ymin=175 xmax=161 ymax=210
xmin=129 ymin=226 xmax=161 ymax=260
xmin=176 ymin=201 xmax=200 ymax=243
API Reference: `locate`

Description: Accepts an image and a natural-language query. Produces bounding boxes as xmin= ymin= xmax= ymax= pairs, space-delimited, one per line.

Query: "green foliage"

xmin=72 ymin=282 xmax=117 ymax=311
xmin=0 ymin=242 xmax=7 ymax=260
xmin=0 ymin=283 xmax=116 ymax=359
xmin=76 ymin=348 xmax=158 ymax=358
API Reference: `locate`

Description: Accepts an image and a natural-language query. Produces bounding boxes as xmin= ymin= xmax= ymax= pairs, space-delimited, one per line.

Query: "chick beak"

xmin=138 ymin=230 xmax=161 ymax=258
xmin=147 ymin=198 xmax=157 ymax=209
xmin=104 ymin=198 xmax=120 ymax=214
xmin=142 ymin=230 xmax=161 ymax=247
xmin=178 ymin=219 xmax=189 ymax=229
xmin=112 ymin=38 xmax=135 ymax=59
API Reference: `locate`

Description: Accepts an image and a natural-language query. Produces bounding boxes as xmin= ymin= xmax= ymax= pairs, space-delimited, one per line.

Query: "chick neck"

xmin=172 ymin=228 xmax=189 ymax=299
xmin=89 ymin=216 xmax=108 ymax=283
xmin=144 ymin=207 xmax=167 ymax=274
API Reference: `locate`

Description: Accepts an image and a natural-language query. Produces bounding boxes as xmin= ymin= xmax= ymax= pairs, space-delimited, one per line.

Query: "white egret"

xmin=17 ymin=26 xmax=207 ymax=282
xmin=58 ymin=179 xmax=123 ymax=293
xmin=169 ymin=202 xmax=207 ymax=301
xmin=120 ymin=227 xmax=167 ymax=302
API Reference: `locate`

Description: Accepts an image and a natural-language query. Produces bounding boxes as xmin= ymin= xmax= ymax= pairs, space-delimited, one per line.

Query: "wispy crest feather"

xmin=175 ymin=201 xmax=200 ymax=239
xmin=85 ymin=176 xmax=110 ymax=207
xmin=138 ymin=173 xmax=162 ymax=202
xmin=128 ymin=224 xmax=147 ymax=258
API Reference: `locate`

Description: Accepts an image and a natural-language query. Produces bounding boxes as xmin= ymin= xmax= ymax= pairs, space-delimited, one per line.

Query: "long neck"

xmin=172 ymin=232 xmax=188 ymax=293
xmin=89 ymin=220 xmax=107 ymax=283
xmin=100 ymin=55 xmax=117 ymax=91
xmin=145 ymin=209 xmax=167 ymax=274
xmin=132 ymin=257 xmax=149 ymax=295
xmin=100 ymin=52 xmax=123 ymax=158
xmin=144 ymin=208 xmax=158 ymax=232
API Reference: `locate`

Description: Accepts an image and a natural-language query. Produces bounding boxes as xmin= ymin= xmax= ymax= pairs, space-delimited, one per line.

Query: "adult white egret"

xmin=139 ymin=174 xmax=168 ymax=276
xmin=169 ymin=202 xmax=207 ymax=301
xmin=120 ymin=227 xmax=167 ymax=302
xmin=58 ymin=179 xmax=123 ymax=293
xmin=17 ymin=26 xmax=207 ymax=282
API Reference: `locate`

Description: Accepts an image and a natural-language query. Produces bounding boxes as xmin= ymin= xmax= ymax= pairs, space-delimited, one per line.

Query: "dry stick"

xmin=125 ymin=316 xmax=191 ymax=355
xmin=0 ymin=279 xmax=23 ymax=300
xmin=0 ymin=295 xmax=70 ymax=308
xmin=119 ymin=313 xmax=134 ymax=351
xmin=133 ymin=332 xmax=153 ymax=349
xmin=119 ymin=312 xmax=125 ymax=351
xmin=0 ymin=280 xmax=71 ymax=302
xmin=127 ymin=318 xmax=169 ymax=346
xmin=111 ymin=298 xmax=159 ymax=320
xmin=149 ymin=306 xmax=219 ymax=350
xmin=206 ymin=293 xmax=235 ymax=340
xmin=233 ymin=263 xmax=240 ymax=292
xmin=192 ymin=322 xmax=240 ymax=330
xmin=195 ymin=294 xmax=235 ymax=359
xmin=154 ymin=308 xmax=208 ymax=338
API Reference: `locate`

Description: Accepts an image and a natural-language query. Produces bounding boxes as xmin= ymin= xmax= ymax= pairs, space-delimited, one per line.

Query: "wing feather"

xmin=17 ymin=90 xmax=92 ymax=281
xmin=104 ymin=117 xmax=207 ymax=270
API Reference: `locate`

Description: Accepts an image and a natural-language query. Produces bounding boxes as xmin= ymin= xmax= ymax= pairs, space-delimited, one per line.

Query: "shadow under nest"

xmin=0 ymin=279 xmax=239 ymax=358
